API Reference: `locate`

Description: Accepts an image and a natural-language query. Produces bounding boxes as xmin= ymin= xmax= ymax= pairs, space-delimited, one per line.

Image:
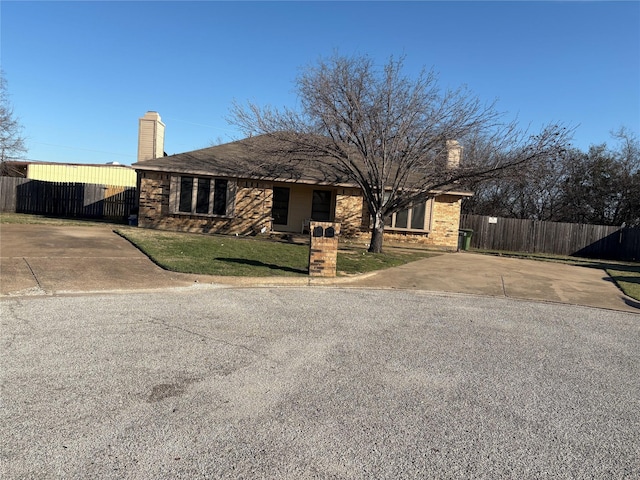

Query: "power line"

xmin=32 ymin=142 xmax=136 ymax=159
xmin=163 ymin=117 xmax=238 ymax=133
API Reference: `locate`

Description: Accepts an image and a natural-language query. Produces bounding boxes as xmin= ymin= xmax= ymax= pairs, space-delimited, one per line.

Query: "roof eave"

xmin=134 ymin=164 xmax=472 ymax=196
xmin=134 ymin=164 xmax=358 ymax=188
xmin=429 ymin=189 xmax=474 ymax=197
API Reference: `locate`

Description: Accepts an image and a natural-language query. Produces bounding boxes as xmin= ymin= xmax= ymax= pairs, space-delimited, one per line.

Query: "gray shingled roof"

xmin=133 ymin=134 xmax=473 ymax=196
xmin=133 ymin=135 xmax=353 ymax=187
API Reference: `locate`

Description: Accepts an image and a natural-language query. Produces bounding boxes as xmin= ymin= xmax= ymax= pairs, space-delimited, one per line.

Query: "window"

xmin=213 ymin=179 xmax=228 ymax=215
xmin=311 ymin=190 xmax=332 ymax=221
xmin=410 ymin=202 xmax=426 ymax=230
xmin=195 ymin=178 xmax=211 ymax=214
xmin=384 ymin=200 xmax=433 ymax=232
xmin=179 ymin=177 xmax=194 ymax=213
xmin=171 ymin=176 xmax=234 ymax=216
xmin=395 ymin=208 xmax=408 ymax=228
xmin=272 ymin=187 xmax=290 ymax=225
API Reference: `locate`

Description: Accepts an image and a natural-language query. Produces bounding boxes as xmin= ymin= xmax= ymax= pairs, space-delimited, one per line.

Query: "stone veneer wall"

xmin=138 ymin=172 xmax=273 ymax=235
xmin=419 ymin=194 xmax=462 ymax=250
xmin=334 ymin=188 xmax=368 ymax=237
xmin=138 ymin=171 xmax=170 ymax=223
xmin=137 ymin=171 xmax=463 ymax=250
xmin=362 ymin=194 xmax=463 ymax=251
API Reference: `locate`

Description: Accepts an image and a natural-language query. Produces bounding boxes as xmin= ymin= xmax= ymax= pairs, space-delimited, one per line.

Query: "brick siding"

xmin=422 ymin=194 xmax=462 ymax=250
xmin=138 ymin=172 xmax=273 ymax=235
xmin=138 ymin=172 xmax=463 ymax=250
xmin=335 ymin=189 xmax=367 ymax=237
xmin=308 ymin=221 xmax=340 ymax=277
xmin=383 ymin=195 xmax=462 ymax=250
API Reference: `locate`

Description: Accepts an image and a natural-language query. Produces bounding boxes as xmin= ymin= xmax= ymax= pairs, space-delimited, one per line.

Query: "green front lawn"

xmin=116 ymin=228 xmax=435 ymax=277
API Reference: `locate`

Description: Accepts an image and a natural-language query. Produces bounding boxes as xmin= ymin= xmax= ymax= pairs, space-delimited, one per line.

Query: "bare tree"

xmin=560 ymin=131 xmax=640 ymax=226
xmin=612 ymin=128 xmax=640 ymax=226
xmin=464 ymin=148 xmax=570 ymax=221
xmin=466 ymin=127 xmax=640 ymax=227
xmin=0 ymin=70 xmax=27 ymax=164
xmin=230 ymin=54 xmax=570 ymax=252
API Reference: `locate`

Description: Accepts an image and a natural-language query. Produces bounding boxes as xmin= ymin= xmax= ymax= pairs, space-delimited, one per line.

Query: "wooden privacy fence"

xmin=460 ymin=214 xmax=640 ymax=261
xmin=0 ymin=177 xmax=137 ymax=222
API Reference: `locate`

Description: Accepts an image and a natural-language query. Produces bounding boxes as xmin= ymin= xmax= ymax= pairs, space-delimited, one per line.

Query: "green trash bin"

xmin=458 ymin=229 xmax=473 ymax=251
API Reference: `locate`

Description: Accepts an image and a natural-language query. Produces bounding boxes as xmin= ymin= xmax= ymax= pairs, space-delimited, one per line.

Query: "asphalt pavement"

xmin=2 ymin=288 xmax=639 ymax=478
xmin=2 ymin=224 xmax=639 ymax=478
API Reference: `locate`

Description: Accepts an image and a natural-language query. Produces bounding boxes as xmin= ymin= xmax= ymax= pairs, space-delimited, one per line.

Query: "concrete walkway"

xmin=1 ymin=224 xmax=638 ymax=313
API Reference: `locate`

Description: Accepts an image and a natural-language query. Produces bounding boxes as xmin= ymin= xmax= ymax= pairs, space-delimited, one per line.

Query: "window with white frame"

xmin=384 ymin=199 xmax=433 ymax=232
xmin=170 ymin=176 xmax=235 ymax=217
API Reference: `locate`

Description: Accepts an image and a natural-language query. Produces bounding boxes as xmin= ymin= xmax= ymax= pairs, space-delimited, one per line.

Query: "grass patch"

xmin=337 ymin=244 xmax=434 ymax=274
xmin=605 ymin=268 xmax=640 ymax=301
xmin=117 ymin=229 xmax=309 ymax=276
xmin=475 ymin=249 xmax=640 ymax=302
xmin=0 ymin=212 xmax=124 ymax=227
xmin=116 ymin=228 xmax=435 ymax=277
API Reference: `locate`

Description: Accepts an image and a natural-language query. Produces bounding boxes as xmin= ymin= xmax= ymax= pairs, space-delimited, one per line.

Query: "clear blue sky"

xmin=2 ymin=1 xmax=639 ymax=165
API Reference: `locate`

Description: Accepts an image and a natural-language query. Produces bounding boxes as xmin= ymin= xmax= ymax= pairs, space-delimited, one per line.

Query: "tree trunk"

xmin=368 ymin=213 xmax=385 ymax=253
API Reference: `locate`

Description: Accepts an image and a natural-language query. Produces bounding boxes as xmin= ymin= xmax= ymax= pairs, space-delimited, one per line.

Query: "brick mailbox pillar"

xmin=308 ymin=221 xmax=341 ymax=277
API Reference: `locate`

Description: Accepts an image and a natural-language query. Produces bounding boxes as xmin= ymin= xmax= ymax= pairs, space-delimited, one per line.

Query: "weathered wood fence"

xmin=0 ymin=177 xmax=137 ymax=222
xmin=460 ymin=214 xmax=640 ymax=261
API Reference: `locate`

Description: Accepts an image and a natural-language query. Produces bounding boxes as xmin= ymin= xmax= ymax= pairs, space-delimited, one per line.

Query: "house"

xmin=132 ymin=112 xmax=472 ymax=250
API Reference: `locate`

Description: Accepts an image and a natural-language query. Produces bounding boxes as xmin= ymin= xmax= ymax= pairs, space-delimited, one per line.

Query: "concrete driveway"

xmin=350 ymin=251 xmax=640 ymax=313
xmin=0 ymin=223 xmax=638 ymax=313
xmin=0 ymin=224 xmax=202 ymax=295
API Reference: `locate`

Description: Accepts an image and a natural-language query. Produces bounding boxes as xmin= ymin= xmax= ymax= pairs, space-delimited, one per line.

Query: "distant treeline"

xmin=463 ymin=128 xmax=640 ymax=227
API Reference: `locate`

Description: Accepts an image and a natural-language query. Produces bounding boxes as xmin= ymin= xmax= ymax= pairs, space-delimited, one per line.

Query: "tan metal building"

xmin=26 ymin=163 xmax=137 ymax=187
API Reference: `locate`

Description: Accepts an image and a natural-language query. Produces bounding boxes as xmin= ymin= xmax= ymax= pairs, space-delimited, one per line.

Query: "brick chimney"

xmin=446 ymin=140 xmax=462 ymax=169
xmin=137 ymin=111 xmax=165 ymax=162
